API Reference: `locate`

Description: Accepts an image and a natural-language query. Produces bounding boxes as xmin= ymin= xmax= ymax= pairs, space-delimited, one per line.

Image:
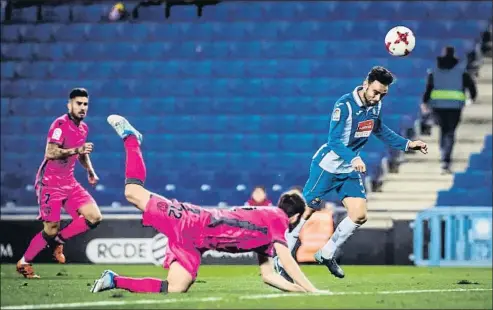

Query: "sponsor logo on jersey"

xmin=332 ymin=108 xmax=341 ymax=121
xmin=51 ymin=128 xmax=62 ymax=141
xmin=355 ymin=120 xmax=374 ymax=138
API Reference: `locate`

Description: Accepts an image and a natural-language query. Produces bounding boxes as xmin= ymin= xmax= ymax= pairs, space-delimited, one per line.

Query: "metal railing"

xmin=411 ymin=207 xmax=492 ymax=267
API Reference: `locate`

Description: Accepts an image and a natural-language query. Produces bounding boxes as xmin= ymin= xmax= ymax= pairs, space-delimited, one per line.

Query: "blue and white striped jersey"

xmin=313 ymin=86 xmax=410 ymax=174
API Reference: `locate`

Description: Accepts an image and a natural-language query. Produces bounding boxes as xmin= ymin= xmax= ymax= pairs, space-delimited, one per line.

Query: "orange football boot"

xmin=16 ymin=260 xmax=40 ymax=279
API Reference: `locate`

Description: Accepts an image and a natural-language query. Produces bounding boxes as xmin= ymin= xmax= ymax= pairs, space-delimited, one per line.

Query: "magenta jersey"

xmin=35 ymin=114 xmax=89 ymax=187
xmin=201 ymin=206 xmax=290 ymax=257
xmin=142 ymin=196 xmax=290 ymax=258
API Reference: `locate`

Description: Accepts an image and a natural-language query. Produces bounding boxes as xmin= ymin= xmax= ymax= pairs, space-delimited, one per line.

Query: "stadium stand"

xmin=1 ymin=1 xmax=491 ymax=208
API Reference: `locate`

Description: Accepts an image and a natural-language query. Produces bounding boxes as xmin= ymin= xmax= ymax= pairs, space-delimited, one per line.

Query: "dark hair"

xmin=277 ymin=191 xmax=306 ymax=218
xmin=253 ymin=185 xmax=266 ymax=192
xmin=367 ymin=66 xmax=395 ymax=86
xmin=69 ymin=88 xmax=89 ymax=99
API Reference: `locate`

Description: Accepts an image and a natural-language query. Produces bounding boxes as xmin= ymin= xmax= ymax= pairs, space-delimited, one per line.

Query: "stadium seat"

xmin=1 ymin=1 xmax=491 ymax=207
xmin=10 ymin=6 xmax=38 ymax=23
xmin=71 ymin=4 xmax=110 ymax=23
xmin=41 ymin=5 xmax=70 ymax=23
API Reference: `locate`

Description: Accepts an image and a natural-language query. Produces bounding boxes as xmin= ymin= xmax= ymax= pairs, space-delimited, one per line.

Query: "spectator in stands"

xmin=245 ymin=186 xmax=273 ymax=207
xmin=421 ymin=46 xmax=478 ymax=174
xmin=480 ymin=23 xmax=492 ymax=57
xmin=108 ymin=2 xmax=129 ymax=21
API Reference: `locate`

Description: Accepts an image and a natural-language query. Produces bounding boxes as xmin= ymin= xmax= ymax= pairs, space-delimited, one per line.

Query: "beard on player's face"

xmin=68 ymin=101 xmax=88 ymax=120
xmin=363 ymin=90 xmax=380 ymax=106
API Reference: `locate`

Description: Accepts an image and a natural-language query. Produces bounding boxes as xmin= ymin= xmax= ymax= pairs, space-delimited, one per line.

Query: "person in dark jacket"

xmin=421 ymin=46 xmax=477 ymax=174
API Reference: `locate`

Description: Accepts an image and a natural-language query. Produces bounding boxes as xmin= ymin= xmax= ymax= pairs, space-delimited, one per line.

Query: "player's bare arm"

xmin=45 ymin=142 xmax=93 ymax=160
xmin=257 ymin=255 xmax=306 ymax=292
xmin=78 ymin=153 xmax=99 ymax=185
xmin=274 ymin=243 xmax=318 ymax=293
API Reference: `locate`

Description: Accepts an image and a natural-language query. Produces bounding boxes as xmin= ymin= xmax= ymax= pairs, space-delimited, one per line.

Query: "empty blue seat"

xmin=1 ymin=26 xmax=19 ymax=42
xmin=15 ymin=61 xmax=51 ymax=79
xmin=468 ymin=152 xmax=492 ymax=171
xmin=32 ymin=43 xmax=65 ymax=61
xmin=280 ymin=134 xmax=317 ymax=152
xmin=71 ymin=4 xmax=110 ymax=22
xmin=138 ymin=4 xmax=165 ymax=21
xmin=453 ymin=171 xmax=492 ymax=190
xmin=168 ymin=5 xmax=199 ymax=22
xmin=1 ymin=62 xmax=15 ymax=79
xmin=11 ymin=6 xmax=38 ymax=23
xmin=462 ymin=1 xmax=493 ymax=20
xmin=41 ymin=5 xmax=70 ymax=22
xmin=1 ymin=80 xmax=30 ymax=98
xmin=52 ymin=24 xmax=89 ymax=42
xmin=85 ymin=24 xmax=121 ymax=41
xmin=1 ymin=43 xmax=32 ymax=61
xmin=18 ymin=24 xmax=53 ymax=42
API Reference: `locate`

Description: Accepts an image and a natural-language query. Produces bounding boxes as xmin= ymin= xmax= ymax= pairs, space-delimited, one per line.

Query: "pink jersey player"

xmin=91 ymin=115 xmax=322 ymax=295
xmin=17 ymin=88 xmax=103 ymax=279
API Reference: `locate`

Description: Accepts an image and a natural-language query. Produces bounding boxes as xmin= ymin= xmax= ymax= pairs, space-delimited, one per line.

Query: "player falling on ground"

xmin=90 ymin=115 xmax=321 ymax=294
xmin=16 ymin=88 xmax=102 ymax=278
xmin=274 ymin=66 xmax=428 ymax=280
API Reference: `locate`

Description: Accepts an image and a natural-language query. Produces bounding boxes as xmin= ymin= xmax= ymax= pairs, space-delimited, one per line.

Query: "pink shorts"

xmin=142 ymin=195 xmax=202 ymax=280
xmin=36 ymin=183 xmax=96 ymax=222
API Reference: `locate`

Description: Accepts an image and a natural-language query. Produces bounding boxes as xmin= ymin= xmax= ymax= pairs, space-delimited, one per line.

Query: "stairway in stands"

xmin=367 ymin=57 xmax=493 ymax=222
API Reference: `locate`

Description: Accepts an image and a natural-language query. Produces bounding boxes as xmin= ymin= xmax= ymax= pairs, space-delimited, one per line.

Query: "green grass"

xmin=1 ymin=264 xmax=492 ymax=309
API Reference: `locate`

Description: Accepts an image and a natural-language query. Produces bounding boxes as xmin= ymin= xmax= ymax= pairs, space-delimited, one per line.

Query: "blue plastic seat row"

xmin=1 ymin=78 xmax=425 ymax=99
xmin=3 ymin=96 xmax=420 ymax=118
xmin=7 ymin=2 xmax=490 ymax=24
xmin=137 ymin=1 xmax=493 ymax=22
xmin=453 ymin=171 xmax=492 ymax=190
xmin=468 ymin=151 xmax=493 ymax=171
xmin=1 ymin=39 xmax=475 ymax=62
xmin=1 ymin=113 xmax=407 ymax=136
xmin=2 ymin=20 xmax=488 ymax=44
xmin=436 ymin=188 xmax=492 ymax=207
xmin=1 ymin=59 xmax=434 ymax=80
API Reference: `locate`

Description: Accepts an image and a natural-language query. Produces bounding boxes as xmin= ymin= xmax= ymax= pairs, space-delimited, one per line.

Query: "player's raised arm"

xmin=257 ymin=255 xmax=306 ymax=292
xmin=372 ymin=110 xmax=410 ymax=151
xmin=373 ymin=114 xmax=428 ymax=154
xmin=327 ymin=102 xmax=360 ymax=163
xmin=274 ymin=242 xmax=319 ymax=293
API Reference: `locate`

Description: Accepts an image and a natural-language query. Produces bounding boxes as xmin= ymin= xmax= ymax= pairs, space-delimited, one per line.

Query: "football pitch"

xmin=1 ymin=264 xmax=492 ymax=309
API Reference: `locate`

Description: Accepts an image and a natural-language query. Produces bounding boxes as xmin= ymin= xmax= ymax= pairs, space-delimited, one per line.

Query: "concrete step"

xmin=381 ymin=180 xmax=451 ymax=193
xmin=398 ymin=161 xmax=467 ymax=173
xmin=367 ymin=200 xmax=433 ymax=210
xmin=367 ymin=194 xmax=437 ymax=209
xmin=383 ymin=172 xmax=454 ymax=182
xmin=368 ymin=211 xmax=421 ymax=221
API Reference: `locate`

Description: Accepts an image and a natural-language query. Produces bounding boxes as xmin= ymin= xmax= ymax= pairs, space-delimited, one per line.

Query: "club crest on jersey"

xmin=310 ymin=197 xmax=322 ymax=207
xmin=332 ymin=108 xmax=341 ymax=121
xmin=51 ymin=128 xmax=62 ymax=140
xmin=355 ymin=120 xmax=374 ymax=138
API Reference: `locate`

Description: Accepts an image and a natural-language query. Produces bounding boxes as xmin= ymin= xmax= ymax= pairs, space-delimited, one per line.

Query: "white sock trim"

xmin=321 ymin=217 xmax=361 ymax=259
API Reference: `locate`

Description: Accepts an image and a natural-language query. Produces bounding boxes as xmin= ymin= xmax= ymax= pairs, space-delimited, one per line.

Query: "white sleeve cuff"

xmin=405 ymin=140 xmax=411 ymax=151
xmin=350 ymin=156 xmax=362 ymax=164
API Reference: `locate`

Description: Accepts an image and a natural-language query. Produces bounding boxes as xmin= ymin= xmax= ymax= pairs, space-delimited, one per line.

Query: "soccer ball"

xmin=385 ymin=26 xmax=416 ymax=57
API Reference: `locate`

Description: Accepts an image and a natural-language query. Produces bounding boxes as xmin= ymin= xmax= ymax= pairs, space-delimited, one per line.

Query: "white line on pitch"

xmin=1 ymin=288 xmax=491 ymax=310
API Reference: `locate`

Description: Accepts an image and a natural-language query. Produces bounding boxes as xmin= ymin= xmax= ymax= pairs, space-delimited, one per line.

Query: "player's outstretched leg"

xmin=91 ymin=270 xmax=178 ymax=294
xmin=107 ymin=115 xmax=151 ymax=212
xmin=91 ymin=270 xmax=170 ymax=294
